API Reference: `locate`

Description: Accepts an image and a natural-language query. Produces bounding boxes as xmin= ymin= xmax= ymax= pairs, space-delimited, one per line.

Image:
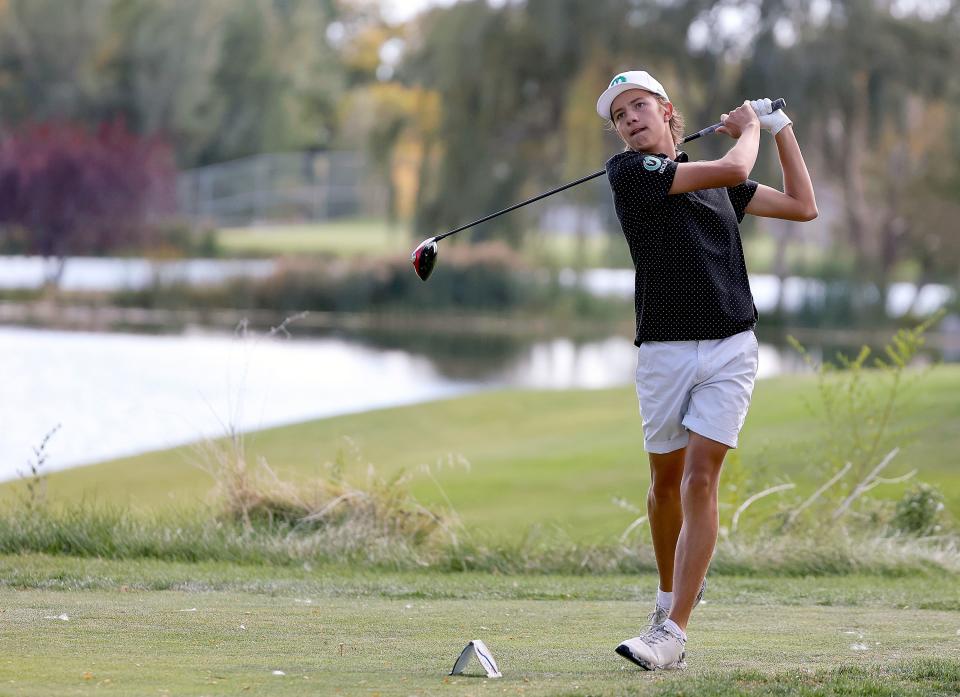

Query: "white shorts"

xmin=635 ymin=329 xmax=759 ymax=453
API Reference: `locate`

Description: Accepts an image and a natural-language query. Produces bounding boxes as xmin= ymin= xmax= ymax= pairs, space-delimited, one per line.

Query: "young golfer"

xmin=596 ymin=71 xmax=817 ymax=670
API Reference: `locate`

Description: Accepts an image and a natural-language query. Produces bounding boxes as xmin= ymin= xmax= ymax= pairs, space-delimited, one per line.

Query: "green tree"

xmin=102 ymin=0 xmax=227 ymax=166
xmin=195 ymin=0 xmax=342 ymax=165
xmin=739 ymin=0 xmax=960 ymax=316
xmin=401 ymin=0 xmax=759 ymax=241
xmin=0 ymin=0 xmax=112 ymax=125
xmin=0 ymin=0 xmax=347 ymax=168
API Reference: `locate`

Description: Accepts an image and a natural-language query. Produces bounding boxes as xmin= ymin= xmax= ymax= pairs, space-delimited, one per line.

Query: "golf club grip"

xmin=682 ymin=97 xmax=786 ymax=144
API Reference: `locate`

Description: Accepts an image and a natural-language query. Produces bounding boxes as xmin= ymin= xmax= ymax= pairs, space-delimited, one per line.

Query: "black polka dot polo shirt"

xmin=605 ymin=149 xmax=759 ymax=346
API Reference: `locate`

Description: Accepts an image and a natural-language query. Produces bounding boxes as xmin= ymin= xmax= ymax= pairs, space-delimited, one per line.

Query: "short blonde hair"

xmin=655 ymin=96 xmax=685 ymax=147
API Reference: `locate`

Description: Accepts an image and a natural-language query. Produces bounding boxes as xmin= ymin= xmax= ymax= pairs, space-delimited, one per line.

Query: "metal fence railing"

xmin=176 ymin=151 xmax=388 ymax=226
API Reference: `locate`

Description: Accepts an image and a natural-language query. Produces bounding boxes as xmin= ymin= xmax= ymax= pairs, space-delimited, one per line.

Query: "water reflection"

xmin=344 ymin=328 xmax=529 ymax=380
xmin=492 ymin=337 xmax=637 ymax=388
xmin=0 ymin=327 xmax=474 ymax=481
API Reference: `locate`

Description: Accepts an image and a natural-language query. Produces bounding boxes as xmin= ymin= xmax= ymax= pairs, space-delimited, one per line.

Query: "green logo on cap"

xmin=643 ymin=156 xmax=662 ymax=171
xmin=610 ymin=75 xmax=627 ymax=87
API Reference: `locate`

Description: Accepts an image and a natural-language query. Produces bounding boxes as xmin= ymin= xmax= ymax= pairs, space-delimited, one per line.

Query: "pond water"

xmin=0 ymin=255 xmax=275 ymax=291
xmin=1 ymin=257 xmax=954 ymax=481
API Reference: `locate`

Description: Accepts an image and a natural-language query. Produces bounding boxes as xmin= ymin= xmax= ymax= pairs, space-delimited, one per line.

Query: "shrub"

xmin=891 ymin=484 xmax=947 ymax=536
xmin=244 ymin=241 xmax=539 ymax=313
xmin=109 ymin=241 xmax=579 ymax=316
xmin=775 ymin=312 xmax=945 ymax=532
xmin=0 ymin=121 xmax=174 ymax=282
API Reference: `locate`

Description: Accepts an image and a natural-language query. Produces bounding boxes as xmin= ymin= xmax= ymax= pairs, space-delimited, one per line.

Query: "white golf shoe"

xmin=615 ymin=624 xmax=686 ymax=670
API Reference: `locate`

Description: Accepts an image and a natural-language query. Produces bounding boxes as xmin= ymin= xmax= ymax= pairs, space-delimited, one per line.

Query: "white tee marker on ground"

xmin=449 ymin=640 xmax=502 ymax=678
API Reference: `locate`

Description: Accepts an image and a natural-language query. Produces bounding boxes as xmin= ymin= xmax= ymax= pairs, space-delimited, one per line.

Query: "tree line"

xmin=0 ymin=0 xmax=958 ymax=300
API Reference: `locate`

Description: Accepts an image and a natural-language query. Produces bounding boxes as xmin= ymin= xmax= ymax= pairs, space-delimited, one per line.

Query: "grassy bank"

xmin=217 ymin=218 xmax=409 ymax=258
xmin=8 ymin=366 xmax=959 ymax=543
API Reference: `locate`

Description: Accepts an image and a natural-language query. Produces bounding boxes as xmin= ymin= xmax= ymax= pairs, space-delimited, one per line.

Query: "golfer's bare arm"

xmin=743 ymin=125 xmax=817 ymax=221
xmin=668 ymin=102 xmax=762 ymax=194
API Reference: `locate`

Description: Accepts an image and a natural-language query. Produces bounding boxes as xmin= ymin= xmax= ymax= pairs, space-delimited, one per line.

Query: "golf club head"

xmin=411 ymin=237 xmax=439 ymax=281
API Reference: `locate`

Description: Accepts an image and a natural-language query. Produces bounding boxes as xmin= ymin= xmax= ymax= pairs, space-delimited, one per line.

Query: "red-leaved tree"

xmin=0 ymin=121 xmax=174 ymax=285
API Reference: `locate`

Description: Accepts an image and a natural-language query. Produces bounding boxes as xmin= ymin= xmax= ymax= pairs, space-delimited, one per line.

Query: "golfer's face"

xmin=611 ymin=90 xmax=665 ymax=151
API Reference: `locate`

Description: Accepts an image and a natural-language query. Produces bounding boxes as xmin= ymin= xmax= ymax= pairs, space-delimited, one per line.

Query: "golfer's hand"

xmin=717 ymin=101 xmax=760 ymax=139
xmin=750 ymin=98 xmax=793 ymax=135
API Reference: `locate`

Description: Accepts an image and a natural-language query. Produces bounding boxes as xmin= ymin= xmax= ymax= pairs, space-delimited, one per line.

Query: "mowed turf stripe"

xmin=2 ymin=554 xmax=960 ymax=608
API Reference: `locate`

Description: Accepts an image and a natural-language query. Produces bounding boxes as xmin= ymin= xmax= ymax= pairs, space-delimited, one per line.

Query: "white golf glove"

xmin=750 ymin=98 xmax=792 ymax=136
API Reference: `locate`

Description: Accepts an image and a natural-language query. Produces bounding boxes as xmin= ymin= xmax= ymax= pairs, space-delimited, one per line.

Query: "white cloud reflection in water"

xmin=1 ymin=327 xmax=473 ymax=481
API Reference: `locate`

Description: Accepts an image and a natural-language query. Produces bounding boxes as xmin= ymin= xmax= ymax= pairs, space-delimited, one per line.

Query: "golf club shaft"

xmin=435 ymin=169 xmax=606 ymax=242
xmin=433 ymin=97 xmax=785 ymax=243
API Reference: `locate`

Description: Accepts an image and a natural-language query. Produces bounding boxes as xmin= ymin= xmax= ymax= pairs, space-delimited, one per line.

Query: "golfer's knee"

xmin=680 ymin=469 xmax=718 ymax=501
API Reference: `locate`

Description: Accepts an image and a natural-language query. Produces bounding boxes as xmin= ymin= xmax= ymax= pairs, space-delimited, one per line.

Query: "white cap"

xmin=596 ymin=70 xmax=669 ymax=120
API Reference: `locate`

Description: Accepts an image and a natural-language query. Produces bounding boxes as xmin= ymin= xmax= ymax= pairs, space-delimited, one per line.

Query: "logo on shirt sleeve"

xmin=643 ymin=155 xmax=663 ymax=172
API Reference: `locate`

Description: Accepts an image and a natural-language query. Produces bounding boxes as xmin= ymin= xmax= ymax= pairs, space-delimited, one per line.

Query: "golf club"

xmin=411 ymin=98 xmax=785 ymax=281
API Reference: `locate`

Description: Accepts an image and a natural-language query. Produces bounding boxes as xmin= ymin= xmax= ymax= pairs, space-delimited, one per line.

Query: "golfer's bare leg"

xmin=669 ymin=432 xmax=728 ymax=631
xmin=647 ymin=448 xmax=685 ymax=592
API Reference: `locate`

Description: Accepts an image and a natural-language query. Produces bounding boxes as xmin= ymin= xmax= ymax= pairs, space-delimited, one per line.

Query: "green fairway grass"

xmin=2 ymin=555 xmax=958 ymax=696
xmin=216 ymin=219 xmax=410 ymax=257
xmin=12 ymin=366 xmax=960 ymax=543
